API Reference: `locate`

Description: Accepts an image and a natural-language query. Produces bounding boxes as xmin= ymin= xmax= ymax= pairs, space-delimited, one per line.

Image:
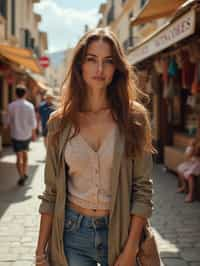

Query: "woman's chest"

xmin=78 ymin=112 xmax=116 ymax=152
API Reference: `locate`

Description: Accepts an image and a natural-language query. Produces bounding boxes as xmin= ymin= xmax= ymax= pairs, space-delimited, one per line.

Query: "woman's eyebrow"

xmin=86 ymin=53 xmax=113 ymax=59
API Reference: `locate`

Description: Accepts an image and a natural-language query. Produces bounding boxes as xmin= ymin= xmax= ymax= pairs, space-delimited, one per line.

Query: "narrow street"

xmin=0 ymin=139 xmax=199 ymax=266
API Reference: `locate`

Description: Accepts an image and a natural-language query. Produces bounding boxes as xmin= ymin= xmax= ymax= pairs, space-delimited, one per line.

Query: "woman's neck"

xmin=83 ymin=89 xmax=109 ymax=113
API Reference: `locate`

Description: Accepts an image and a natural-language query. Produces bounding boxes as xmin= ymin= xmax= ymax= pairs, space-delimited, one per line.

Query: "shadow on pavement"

xmin=0 ymin=161 xmax=39 ymax=218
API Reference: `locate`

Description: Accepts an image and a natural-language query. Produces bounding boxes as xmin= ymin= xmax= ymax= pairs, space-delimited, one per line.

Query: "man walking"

xmin=7 ymin=85 xmax=37 ymax=186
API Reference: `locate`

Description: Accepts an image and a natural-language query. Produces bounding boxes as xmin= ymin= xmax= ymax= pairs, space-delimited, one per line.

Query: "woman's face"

xmin=81 ymin=40 xmax=116 ymax=91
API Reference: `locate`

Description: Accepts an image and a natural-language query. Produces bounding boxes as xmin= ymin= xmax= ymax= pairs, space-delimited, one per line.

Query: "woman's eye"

xmin=104 ymin=59 xmax=114 ymax=64
xmin=86 ymin=57 xmax=96 ymax=62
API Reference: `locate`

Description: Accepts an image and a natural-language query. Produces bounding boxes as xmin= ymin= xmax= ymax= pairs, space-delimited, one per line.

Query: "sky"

xmin=34 ymin=0 xmax=104 ymax=53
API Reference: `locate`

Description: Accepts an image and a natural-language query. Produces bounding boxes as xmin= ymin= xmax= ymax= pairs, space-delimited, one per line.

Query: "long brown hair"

xmin=50 ymin=27 xmax=154 ymax=157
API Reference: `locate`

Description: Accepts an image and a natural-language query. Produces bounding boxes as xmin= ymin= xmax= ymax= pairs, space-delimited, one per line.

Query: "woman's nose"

xmin=96 ymin=61 xmax=103 ymax=74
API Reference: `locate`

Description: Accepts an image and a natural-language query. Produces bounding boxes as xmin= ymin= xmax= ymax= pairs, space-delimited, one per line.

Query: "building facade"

xmin=97 ymin=0 xmax=167 ymax=54
xmin=0 ymin=0 xmax=48 ymax=149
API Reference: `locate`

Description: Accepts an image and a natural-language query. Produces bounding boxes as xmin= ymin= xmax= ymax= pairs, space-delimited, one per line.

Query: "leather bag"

xmin=137 ymin=221 xmax=163 ymax=266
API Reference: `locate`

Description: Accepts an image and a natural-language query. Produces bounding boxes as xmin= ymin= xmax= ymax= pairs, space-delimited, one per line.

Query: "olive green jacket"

xmin=39 ymin=118 xmax=153 ymax=266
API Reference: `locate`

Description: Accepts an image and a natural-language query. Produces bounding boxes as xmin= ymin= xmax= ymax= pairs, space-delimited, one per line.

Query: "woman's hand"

xmin=35 ymin=260 xmax=49 ymax=266
xmin=114 ymin=244 xmax=137 ymax=266
xmin=35 ymin=252 xmax=49 ymax=266
xmin=35 ymin=258 xmax=49 ymax=266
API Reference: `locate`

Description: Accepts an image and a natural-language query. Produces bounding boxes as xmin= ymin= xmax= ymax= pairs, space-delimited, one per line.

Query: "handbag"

xmin=136 ymin=221 xmax=163 ymax=266
xmin=132 ymin=160 xmax=162 ymax=266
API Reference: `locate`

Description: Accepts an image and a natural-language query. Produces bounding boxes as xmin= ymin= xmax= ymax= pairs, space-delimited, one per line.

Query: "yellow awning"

xmin=0 ymin=45 xmax=42 ymax=74
xmin=131 ymin=0 xmax=187 ymax=26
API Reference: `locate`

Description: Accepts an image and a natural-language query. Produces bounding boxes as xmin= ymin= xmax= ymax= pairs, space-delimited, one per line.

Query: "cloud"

xmin=34 ymin=0 xmax=100 ymax=53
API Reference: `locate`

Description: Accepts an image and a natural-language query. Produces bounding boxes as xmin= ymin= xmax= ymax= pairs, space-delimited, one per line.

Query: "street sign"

xmin=39 ymin=56 xmax=50 ymax=68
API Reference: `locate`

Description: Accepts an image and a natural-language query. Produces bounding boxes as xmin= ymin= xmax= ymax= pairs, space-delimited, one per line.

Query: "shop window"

xmin=140 ymin=0 xmax=147 ymax=8
xmin=24 ymin=29 xmax=31 ymax=48
xmin=11 ymin=0 xmax=15 ymax=35
xmin=30 ymin=37 xmax=35 ymax=49
xmin=129 ymin=12 xmax=134 ymax=47
xmin=107 ymin=5 xmax=114 ymax=25
xmin=0 ymin=0 xmax=7 ymax=18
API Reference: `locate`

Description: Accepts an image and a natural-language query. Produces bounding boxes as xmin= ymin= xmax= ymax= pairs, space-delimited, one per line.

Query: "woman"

xmin=35 ymin=28 xmax=154 ymax=266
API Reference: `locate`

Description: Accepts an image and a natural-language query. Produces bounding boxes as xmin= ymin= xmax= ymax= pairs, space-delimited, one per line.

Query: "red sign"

xmin=39 ymin=56 xmax=50 ymax=68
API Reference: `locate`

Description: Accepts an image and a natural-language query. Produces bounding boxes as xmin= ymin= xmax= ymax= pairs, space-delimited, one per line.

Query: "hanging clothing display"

xmin=181 ymin=50 xmax=195 ymax=89
xmin=168 ymin=57 xmax=178 ymax=77
xmin=191 ymin=63 xmax=200 ymax=94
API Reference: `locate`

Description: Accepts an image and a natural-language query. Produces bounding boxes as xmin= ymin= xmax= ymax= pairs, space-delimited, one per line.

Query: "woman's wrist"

xmin=35 ymin=248 xmax=46 ymax=256
xmin=125 ymin=240 xmax=139 ymax=255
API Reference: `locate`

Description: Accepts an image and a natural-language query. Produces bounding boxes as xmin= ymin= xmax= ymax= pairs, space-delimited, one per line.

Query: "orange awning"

xmin=0 ymin=45 xmax=42 ymax=74
xmin=131 ymin=0 xmax=187 ymax=26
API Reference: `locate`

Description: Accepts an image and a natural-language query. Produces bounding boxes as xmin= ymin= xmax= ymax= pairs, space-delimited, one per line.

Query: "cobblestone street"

xmin=0 ymin=139 xmax=200 ymax=266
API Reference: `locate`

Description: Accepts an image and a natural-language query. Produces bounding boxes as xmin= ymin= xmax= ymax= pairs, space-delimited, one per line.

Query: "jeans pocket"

xmin=64 ymin=217 xmax=77 ymax=232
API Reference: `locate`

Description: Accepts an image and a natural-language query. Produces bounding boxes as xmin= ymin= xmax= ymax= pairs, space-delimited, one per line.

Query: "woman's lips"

xmin=92 ymin=76 xmax=105 ymax=81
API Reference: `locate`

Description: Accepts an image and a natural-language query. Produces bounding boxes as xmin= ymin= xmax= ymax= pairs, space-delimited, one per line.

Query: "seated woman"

xmin=177 ymin=135 xmax=200 ymax=202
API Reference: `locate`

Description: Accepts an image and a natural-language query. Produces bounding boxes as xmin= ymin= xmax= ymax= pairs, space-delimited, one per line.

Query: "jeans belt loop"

xmin=76 ymin=213 xmax=83 ymax=229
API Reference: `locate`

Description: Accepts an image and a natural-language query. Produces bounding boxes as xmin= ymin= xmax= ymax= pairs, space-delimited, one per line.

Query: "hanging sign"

xmin=128 ymin=9 xmax=196 ymax=64
xmin=39 ymin=56 xmax=50 ymax=68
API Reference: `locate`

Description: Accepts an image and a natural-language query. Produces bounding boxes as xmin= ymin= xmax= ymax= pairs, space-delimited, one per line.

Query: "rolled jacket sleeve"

xmin=38 ymin=118 xmax=58 ymax=214
xmin=131 ymin=153 xmax=153 ymax=218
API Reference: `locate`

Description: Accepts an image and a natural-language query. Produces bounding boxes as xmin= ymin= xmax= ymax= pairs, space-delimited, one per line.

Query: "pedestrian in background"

xmin=177 ymin=123 xmax=200 ymax=202
xmin=35 ymin=28 xmax=154 ymax=266
xmin=38 ymin=93 xmax=55 ymax=147
xmin=7 ymin=84 xmax=37 ymax=186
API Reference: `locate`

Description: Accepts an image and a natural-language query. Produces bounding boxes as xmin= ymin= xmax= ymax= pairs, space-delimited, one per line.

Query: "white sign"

xmin=128 ymin=9 xmax=196 ymax=64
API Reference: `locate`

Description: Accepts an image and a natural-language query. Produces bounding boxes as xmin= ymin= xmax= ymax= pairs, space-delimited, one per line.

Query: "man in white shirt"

xmin=7 ymin=85 xmax=37 ymax=186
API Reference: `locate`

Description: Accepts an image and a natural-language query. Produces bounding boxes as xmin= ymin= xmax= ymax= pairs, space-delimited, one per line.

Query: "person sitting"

xmin=176 ymin=135 xmax=200 ymax=202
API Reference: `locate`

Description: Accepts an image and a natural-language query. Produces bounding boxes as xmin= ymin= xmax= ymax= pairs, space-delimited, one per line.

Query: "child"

xmin=177 ymin=136 xmax=200 ymax=202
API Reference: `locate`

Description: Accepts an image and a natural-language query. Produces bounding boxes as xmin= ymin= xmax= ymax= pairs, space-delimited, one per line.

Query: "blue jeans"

xmin=63 ymin=207 xmax=109 ymax=266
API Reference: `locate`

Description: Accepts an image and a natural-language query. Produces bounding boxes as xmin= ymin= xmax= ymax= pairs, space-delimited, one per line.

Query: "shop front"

xmin=128 ymin=1 xmax=200 ymax=170
xmin=0 ymin=45 xmax=43 ymax=149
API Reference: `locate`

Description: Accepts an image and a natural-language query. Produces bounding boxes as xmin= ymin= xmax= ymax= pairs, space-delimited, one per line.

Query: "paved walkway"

xmin=0 ymin=139 xmax=199 ymax=266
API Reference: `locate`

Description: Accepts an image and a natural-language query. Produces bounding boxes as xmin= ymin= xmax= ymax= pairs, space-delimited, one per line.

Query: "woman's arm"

xmin=114 ymin=154 xmax=153 ymax=266
xmin=35 ymin=118 xmax=59 ymax=265
xmin=125 ymin=215 xmax=146 ymax=253
xmin=114 ymin=215 xmax=146 ymax=266
xmin=36 ymin=213 xmax=53 ymax=256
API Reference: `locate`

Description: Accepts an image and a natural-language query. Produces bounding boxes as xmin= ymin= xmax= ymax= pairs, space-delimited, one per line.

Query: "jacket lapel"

xmin=110 ymin=128 xmax=125 ymax=219
xmin=58 ymin=122 xmax=72 ymax=166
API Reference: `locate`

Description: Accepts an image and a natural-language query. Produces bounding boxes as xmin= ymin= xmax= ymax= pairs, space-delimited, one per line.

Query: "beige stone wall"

xmin=98 ymin=0 xmax=135 ymax=50
xmin=3 ymin=0 xmax=45 ymax=53
xmin=0 ymin=16 xmax=6 ymax=42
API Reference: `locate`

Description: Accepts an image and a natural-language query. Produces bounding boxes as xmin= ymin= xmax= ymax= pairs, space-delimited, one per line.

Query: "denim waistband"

xmin=65 ymin=205 xmax=109 ymax=228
